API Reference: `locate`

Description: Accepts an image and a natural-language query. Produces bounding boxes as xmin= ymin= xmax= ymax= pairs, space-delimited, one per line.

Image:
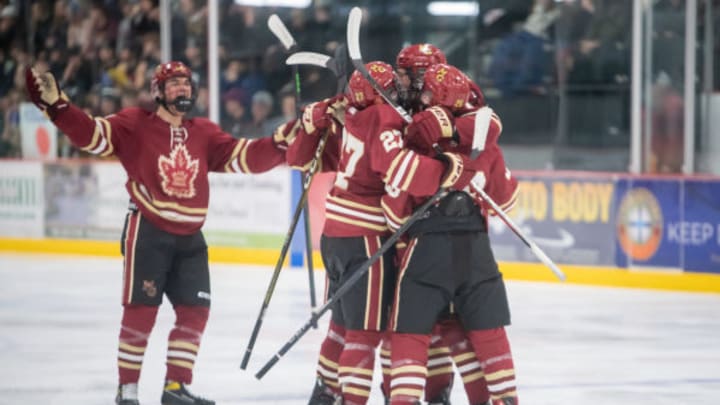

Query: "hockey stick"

xmin=286 ymin=44 xmax=351 ymax=95
xmin=476 ymin=185 xmax=566 ymax=281
xmin=240 ymin=128 xmax=332 ymax=370
xmin=464 ymin=107 xmax=566 ymax=281
xmin=268 ymin=13 xmax=317 ymax=311
xmin=240 ymin=16 xmax=321 ymax=371
xmin=346 ymin=6 xmax=413 ymax=123
xmin=255 ymin=187 xmax=447 ymax=379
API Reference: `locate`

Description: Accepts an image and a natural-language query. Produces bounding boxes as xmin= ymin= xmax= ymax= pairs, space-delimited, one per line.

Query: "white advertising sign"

xmin=19 ymin=102 xmax=57 ymax=160
xmin=0 ymin=161 xmax=44 ymax=237
xmin=204 ymin=167 xmax=291 ymax=247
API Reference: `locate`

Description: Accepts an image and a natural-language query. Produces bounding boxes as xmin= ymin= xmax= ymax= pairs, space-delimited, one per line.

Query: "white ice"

xmin=1 ymin=253 xmax=719 ymax=405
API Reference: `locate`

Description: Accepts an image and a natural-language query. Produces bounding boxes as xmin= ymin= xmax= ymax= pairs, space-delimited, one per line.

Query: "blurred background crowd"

xmin=1 ymin=0 xmax=718 ymax=173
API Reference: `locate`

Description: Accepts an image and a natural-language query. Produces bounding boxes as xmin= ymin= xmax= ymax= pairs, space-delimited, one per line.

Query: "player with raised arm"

xmin=25 ymin=61 xmax=289 ymax=405
xmin=383 ymin=44 xmax=497 ymax=405
xmin=287 ymin=61 xmax=471 ymax=405
xmin=384 ymin=64 xmax=519 ymax=405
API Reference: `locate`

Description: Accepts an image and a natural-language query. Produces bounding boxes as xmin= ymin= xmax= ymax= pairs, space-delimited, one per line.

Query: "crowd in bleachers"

xmin=0 ymin=0 xmax=347 ymax=157
xmin=0 ymin=0 xmax=704 ymax=170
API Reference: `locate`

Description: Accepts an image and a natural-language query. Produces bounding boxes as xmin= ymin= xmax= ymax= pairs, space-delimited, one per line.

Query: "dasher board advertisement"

xmin=0 ymin=161 xmax=44 ymax=238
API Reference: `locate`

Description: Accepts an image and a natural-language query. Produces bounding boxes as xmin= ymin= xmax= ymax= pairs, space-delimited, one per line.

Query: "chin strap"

xmin=156 ymin=95 xmax=196 ymax=115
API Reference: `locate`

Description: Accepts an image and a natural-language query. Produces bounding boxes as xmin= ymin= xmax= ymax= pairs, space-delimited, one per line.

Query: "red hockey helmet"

xmin=151 ymin=61 xmax=197 ymax=113
xmin=347 ymin=61 xmax=397 ymax=109
xmin=421 ymin=64 xmax=470 ymax=110
xmin=396 ymin=44 xmax=447 ymax=74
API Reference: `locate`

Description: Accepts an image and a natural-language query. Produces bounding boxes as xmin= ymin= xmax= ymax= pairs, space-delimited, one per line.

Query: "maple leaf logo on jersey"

xmin=158 ymin=144 xmax=199 ymax=198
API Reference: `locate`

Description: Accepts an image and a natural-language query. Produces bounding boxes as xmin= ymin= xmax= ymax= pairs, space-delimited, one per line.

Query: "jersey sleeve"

xmin=369 ymin=105 xmax=448 ymax=198
xmin=286 ymin=119 xmax=342 ymax=173
xmin=204 ymin=120 xmax=286 ymax=173
xmin=51 ymin=104 xmax=138 ymax=158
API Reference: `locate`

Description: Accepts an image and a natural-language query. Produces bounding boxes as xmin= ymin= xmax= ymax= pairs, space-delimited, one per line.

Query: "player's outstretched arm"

xmin=25 ymin=67 xmax=116 ymax=157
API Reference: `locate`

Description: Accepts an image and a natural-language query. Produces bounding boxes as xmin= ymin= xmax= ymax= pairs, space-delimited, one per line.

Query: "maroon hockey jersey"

xmin=285 ymin=118 xmax=343 ymax=174
xmin=52 ymin=105 xmax=286 ymax=235
xmin=289 ymin=103 xmax=451 ymax=237
xmin=382 ymin=106 xmax=518 ymax=232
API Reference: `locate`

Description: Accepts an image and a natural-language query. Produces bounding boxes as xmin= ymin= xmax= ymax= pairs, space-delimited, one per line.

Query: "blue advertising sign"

xmin=490 ymin=176 xmax=616 ymax=266
xmin=679 ymin=179 xmax=720 ymax=274
xmin=614 ymin=178 xmax=682 ymax=269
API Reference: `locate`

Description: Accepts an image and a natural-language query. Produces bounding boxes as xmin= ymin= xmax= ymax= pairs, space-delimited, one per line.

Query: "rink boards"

xmin=1 ymin=160 xmax=719 ymax=293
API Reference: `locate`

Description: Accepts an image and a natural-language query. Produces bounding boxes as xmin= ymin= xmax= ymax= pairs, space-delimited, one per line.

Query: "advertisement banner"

xmin=44 ymin=161 xmax=124 ymax=240
xmin=19 ymin=102 xmax=57 ymax=160
xmin=490 ymin=176 xmax=617 ymax=266
xmin=613 ymin=178 xmax=682 ymax=269
xmin=0 ymin=161 xmax=44 ymax=238
xmin=681 ymin=179 xmax=720 ymax=273
xmin=43 ymin=161 xmax=292 ymax=248
xmin=204 ymin=168 xmax=291 ymax=248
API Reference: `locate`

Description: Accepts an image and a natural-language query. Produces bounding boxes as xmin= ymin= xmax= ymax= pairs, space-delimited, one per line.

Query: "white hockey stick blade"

xmin=268 ymin=14 xmax=296 ymax=51
xmin=287 ymin=52 xmax=335 ymax=71
xmin=470 ymin=106 xmax=493 ymax=159
xmin=347 ymin=7 xmax=363 ymax=61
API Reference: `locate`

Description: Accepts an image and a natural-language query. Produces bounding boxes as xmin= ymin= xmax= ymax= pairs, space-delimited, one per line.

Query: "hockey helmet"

xmin=151 ymin=61 xmax=197 ymax=113
xmin=421 ymin=64 xmax=470 ymax=111
xmin=347 ymin=61 xmax=397 ymax=109
xmin=396 ymin=43 xmax=447 ymax=74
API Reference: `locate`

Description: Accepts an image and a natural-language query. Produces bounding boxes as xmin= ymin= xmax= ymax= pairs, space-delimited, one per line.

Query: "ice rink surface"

xmin=1 ymin=253 xmax=719 ymax=405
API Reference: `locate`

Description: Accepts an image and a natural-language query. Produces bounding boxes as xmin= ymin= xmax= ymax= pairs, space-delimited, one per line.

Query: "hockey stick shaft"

xmin=346 ymin=7 xmax=412 ymax=123
xmin=292 ymin=61 xmax=319 ymax=313
xmin=255 ymin=187 xmax=447 ymax=379
xmin=270 ymin=13 xmax=318 ymax=317
xmin=475 ymin=186 xmax=566 ymax=281
xmin=240 ymin=129 xmax=330 ymax=370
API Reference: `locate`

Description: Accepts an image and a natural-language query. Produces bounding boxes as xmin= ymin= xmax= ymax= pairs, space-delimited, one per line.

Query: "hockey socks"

xmin=118 ymin=304 xmax=159 ymax=384
xmin=316 ymin=320 xmax=346 ymax=396
xmin=165 ymin=305 xmax=209 ymax=384
xmin=338 ymin=329 xmax=382 ymax=405
xmin=424 ymin=335 xmax=454 ymax=403
xmin=467 ymin=328 xmax=518 ymax=405
xmin=389 ymin=333 xmax=431 ymax=405
xmin=438 ymin=319 xmax=490 ymax=404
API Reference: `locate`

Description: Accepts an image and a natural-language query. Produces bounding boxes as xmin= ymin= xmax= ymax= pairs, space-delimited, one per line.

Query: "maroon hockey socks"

xmin=338 ymin=329 xmax=383 ymax=404
xmin=316 ymin=320 xmax=346 ymax=396
xmin=467 ymin=327 xmax=518 ymax=404
xmin=118 ymin=304 xmax=159 ymax=384
xmin=389 ymin=333 xmax=431 ymax=404
xmin=165 ymin=305 xmax=209 ymax=384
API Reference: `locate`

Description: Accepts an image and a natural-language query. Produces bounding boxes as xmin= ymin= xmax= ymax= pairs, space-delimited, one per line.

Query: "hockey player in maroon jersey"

xmin=388 ymin=43 xmax=498 ymax=405
xmin=286 ymin=61 xmax=473 ymax=405
xmin=384 ymin=64 xmax=519 ymax=405
xmin=25 ymin=61 xmax=290 ymax=405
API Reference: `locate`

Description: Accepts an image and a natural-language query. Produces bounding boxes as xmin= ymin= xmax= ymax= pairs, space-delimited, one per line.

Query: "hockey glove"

xmin=301 ymin=94 xmax=347 ymax=136
xmin=25 ymin=67 xmax=69 ymax=119
xmin=405 ymin=106 xmax=455 ymax=154
xmin=437 ymin=152 xmax=474 ymax=190
xmin=272 ymin=119 xmax=301 ymax=151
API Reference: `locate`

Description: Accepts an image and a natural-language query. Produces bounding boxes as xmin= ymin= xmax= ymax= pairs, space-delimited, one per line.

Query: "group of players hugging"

xmin=286 ymin=44 xmax=519 ymax=405
xmin=25 ymin=40 xmax=518 ymax=405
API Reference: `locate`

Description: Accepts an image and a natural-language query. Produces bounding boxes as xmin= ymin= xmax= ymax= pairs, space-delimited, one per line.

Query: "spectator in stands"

xmin=649 ymin=73 xmax=684 ymax=173
xmin=277 ymin=87 xmax=298 ymax=123
xmin=489 ymin=0 xmax=560 ymax=96
xmin=220 ymin=87 xmax=248 ymax=139
xmin=238 ymin=90 xmax=283 ymax=139
xmin=477 ymin=0 xmax=534 ymax=41
xmin=566 ymin=0 xmax=632 ymax=85
xmin=554 ymin=0 xmax=596 ymax=84
xmin=0 ymin=88 xmax=20 ymax=157
xmin=0 ymin=3 xmax=18 ymax=55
